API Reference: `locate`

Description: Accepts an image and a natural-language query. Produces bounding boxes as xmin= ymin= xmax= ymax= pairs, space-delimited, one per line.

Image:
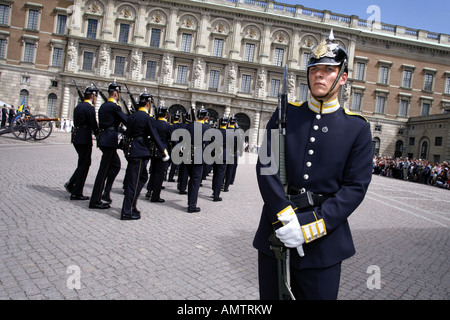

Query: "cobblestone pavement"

xmin=0 ymin=131 xmax=448 ymax=300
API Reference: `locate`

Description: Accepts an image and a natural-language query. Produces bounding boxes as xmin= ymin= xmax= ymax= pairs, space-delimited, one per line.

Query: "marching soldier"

xmin=147 ymin=106 xmax=173 ymax=203
xmin=223 ymin=116 xmax=239 ymax=192
xmin=211 ymin=116 xmax=229 ymax=202
xmin=177 ymin=111 xmax=192 ymax=195
xmin=65 ymin=86 xmax=99 ymax=200
xmin=186 ymin=108 xmax=210 ymax=213
xmin=167 ymin=111 xmax=182 ymax=182
xmin=254 ymin=30 xmax=373 ymax=300
xmin=89 ymin=83 xmax=128 ymax=209
xmin=121 ymin=92 xmax=168 ymax=220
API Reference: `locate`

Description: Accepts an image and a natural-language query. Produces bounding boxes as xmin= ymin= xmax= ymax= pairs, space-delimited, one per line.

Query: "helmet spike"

xmin=327 ymin=29 xmax=335 ymax=42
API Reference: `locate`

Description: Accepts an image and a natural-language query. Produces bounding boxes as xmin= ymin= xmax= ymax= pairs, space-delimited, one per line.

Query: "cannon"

xmin=0 ymin=112 xmax=58 ymax=141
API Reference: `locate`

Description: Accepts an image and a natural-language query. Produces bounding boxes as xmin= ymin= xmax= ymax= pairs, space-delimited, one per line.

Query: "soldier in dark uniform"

xmin=186 ymin=108 xmax=210 ymax=213
xmin=8 ymin=106 xmax=15 ymax=126
xmin=177 ymin=111 xmax=192 ymax=195
xmin=254 ymin=30 xmax=373 ymax=300
xmin=211 ymin=116 xmax=229 ymax=202
xmin=223 ymin=116 xmax=239 ymax=192
xmin=65 ymin=86 xmax=99 ymax=200
xmin=1 ymin=104 xmax=7 ymax=128
xmin=120 ymin=93 xmax=168 ymax=220
xmin=89 ymin=83 xmax=128 ymax=209
xmin=167 ymin=111 xmax=182 ymax=182
xmin=148 ymin=106 xmax=173 ymax=203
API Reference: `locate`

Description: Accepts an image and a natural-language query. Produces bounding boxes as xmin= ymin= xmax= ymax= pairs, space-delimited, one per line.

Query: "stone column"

xmin=196 ymin=13 xmax=209 ymax=55
xmin=229 ymin=18 xmax=242 ymax=60
xmin=165 ymin=7 xmax=178 ymax=50
xmin=134 ymin=4 xmax=147 ymax=46
xmin=102 ymin=0 xmax=115 ymax=41
xmin=259 ymin=23 xmax=271 ymax=64
xmin=61 ymin=84 xmax=71 ymax=119
xmin=250 ymin=111 xmax=261 ymax=147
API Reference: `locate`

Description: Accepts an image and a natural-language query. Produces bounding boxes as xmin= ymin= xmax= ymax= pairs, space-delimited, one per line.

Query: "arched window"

xmin=206 ymin=109 xmax=219 ymax=124
xmin=235 ymin=112 xmax=251 ymax=132
xmin=420 ymin=141 xmax=428 ymax=159
xmin=169 ymin=104 xmax=186 ymax=118
xmin=47 ymin=93 xmax=57 ymax=117
xmin=19 ymin=89 xmax=29 ymax=108
xmin=372 ymin=137 xmax=380 ymax=156
xmin=395 ymin=140 xmax=403 ymax=158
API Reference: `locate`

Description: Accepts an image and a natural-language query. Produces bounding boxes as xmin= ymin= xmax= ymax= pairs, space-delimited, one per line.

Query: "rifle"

xmin=92 ymin=82 xmax=108 ymax=103
xmin=73 ymin=80 xmax=84 ymax=102
xmin=278 ymin=65 xmax=288 ymax=187
xmin=124 ymin=83 xmax=139 ymax=112
xmin=273 ymin=65 xmax=296 ymax=300
xmin=120 ymin=96 xmax=133 ymax=115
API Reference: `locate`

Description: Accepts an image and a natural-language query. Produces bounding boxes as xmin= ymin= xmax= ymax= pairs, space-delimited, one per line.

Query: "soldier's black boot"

xmin=101 ymin=192 xmax=112 ymax=203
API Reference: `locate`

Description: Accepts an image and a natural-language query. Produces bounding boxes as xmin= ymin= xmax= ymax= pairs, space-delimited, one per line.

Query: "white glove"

xmin=276 ymin=209 xmax=305 ymax=257
xmin=162 ymin=149 xmax=170 ymax=162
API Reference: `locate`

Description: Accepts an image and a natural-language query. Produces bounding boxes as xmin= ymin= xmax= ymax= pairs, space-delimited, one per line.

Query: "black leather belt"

xmin=100 ymin=126 xmax=117 ymax=132
xmin=286 ymin=186 xmax=331 ymax=210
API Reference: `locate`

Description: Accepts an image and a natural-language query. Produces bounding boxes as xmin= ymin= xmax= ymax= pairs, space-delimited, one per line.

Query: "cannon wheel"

xmin=11 ymin=114 xmax=36 ymax=141
xmin=30 ymin=114 xmax=53 ymax=140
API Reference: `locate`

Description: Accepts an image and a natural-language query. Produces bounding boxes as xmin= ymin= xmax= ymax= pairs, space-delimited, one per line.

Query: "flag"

xmin=18 ymin=98 xmax=25 ymax=113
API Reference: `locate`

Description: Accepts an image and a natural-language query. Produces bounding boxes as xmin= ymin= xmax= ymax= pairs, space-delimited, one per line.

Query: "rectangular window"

xmin=150 ymin=28 xmax=161 ymax=48
xmin=114 ymin=56 xmax=126 ymax=76
xmin=301 ymin=53 xmax=310 ymax=71
xmin=355 ymin=62 xmax=366 ymax=81
xmin=209 ymin=70 xmax=220 ymax=89
xmin=0 ymin=4 xmax=10 ymax=25
xmin=270 ymin=79 xmax=280 ymax=97
xmin=378 ymin=66 xmax=389 ymax=84
xmin=445 ymin=76 xmax=450 ymax=95
xmin=28 ymin=9 xmax=39 ymax=30
xmin=82 ymin=51 xmax=94 ymax=71
xmin=0 ymin=39 xmax=6 ymax=59
xmin=351 ymin=92 xmax=362 ymax=111
xmin=435 ymin=137 xmax=443 ymax=146
xmin=52 ymin=47 xmax=63 ymax=67
xmin=87 ymin=19 xmax=98 ymax=39
xmin=118 ymin=24 xmax=130 ymax=43
xmin=399 ymin=100 xmax=409 ymax=117
xmin=244 ymin=43 xmax=255 ymax=62
xmin=23 ymin=43 xmax=35 ymax=63
xmin=241 ymin=74 xmax=251 ymax=93
xmin=145 ymin=61 xmax=157 ymax=80
xmin=181 ymin=33 xmax=192 ymax=52
xmin=424 ymin=73 xmax=434 ymax=91
xmin=212 ymin=38 xmax=224 ymax=57
xmin=421 ymin=102 xmax=430 ymax=116
xmin=375 ymin=96 xmax=386 ymax=114
xmin=409 ymin=137 xmax=415 ymax=146
xmin=176 ymin=65 xmax=188 ymax=84
xmin=274 ymin=48 xmax=284 ymax=67
xmin=402 ymin=70 xmax=412 ymax=88
xmin=56 ymin=14 xmax=67 ymax=34
xmin=299 ymin=83 xmax=308 ymax=102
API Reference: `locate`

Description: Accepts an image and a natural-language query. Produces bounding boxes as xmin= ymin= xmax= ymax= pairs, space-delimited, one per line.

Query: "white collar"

xmin=308 ymin=97 xmax=340 ymax=114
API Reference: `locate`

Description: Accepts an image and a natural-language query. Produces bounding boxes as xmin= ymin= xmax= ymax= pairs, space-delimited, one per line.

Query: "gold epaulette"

xmin=344 ymin=108 xmax=368 ymax=122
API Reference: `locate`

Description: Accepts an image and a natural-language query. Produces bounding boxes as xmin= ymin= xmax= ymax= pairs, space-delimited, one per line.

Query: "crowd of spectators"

xmin=373 ymin=156 xmax=450 ymax=189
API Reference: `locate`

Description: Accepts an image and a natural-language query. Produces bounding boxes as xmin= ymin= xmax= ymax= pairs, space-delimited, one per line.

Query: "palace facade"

xmin=0 ymin=0 xmax=449 ymax=161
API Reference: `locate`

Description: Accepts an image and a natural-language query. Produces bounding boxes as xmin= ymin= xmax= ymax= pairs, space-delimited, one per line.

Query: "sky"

xmin=280 ymin=0 xmax=450 ymax=35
